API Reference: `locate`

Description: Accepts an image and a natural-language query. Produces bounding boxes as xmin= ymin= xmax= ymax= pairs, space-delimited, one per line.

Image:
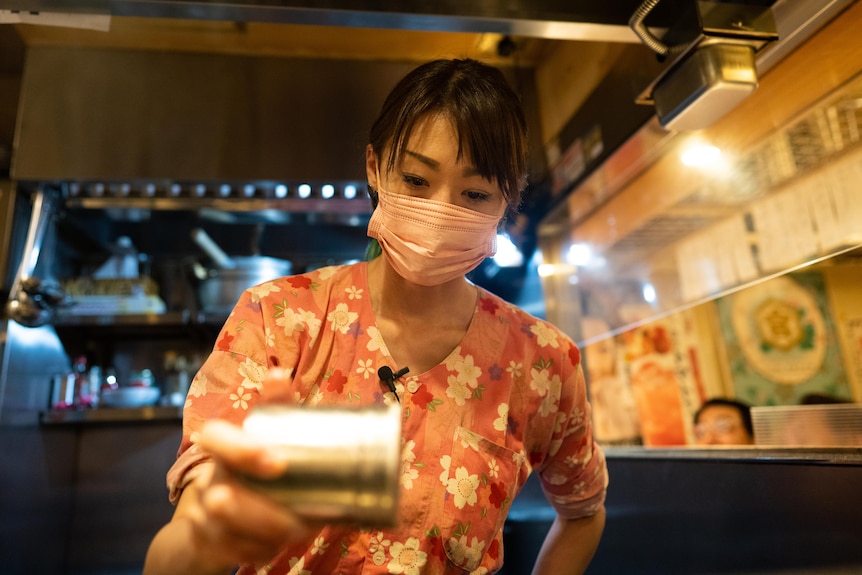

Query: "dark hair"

xmin=799 ymin=393 xmax=851 ymax=405
xmin=694 ymin=398 xmax=754 ymax=437
xmin=369 ymin=58 xmax=528 ymax=213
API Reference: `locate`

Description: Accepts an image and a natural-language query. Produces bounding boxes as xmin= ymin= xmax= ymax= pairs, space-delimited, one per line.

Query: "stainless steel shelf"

xmin=53 ymin=309 xmax=228 ymax=328
xmin=40 ymin=405 xmax=183 ymax=425
xmin=54 ymin=310 xmax=192 ymax=327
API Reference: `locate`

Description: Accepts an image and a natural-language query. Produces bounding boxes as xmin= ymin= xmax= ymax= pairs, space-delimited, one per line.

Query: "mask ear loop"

xmin=365 ymin=176 xmax=382 ymax=261
xmin=367 ymin=185 xmax=379 ymax=210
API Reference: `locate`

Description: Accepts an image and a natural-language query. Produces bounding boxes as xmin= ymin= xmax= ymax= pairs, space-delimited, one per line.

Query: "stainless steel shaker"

xmin=239 ymin=403 xmax=402 ymax=527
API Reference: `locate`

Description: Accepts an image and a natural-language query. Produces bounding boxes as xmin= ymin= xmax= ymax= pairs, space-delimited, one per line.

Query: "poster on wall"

xmin=620 ymin=314 xmax=705 ymax=446
xmin=583 ymin=311 xmax=710 ymax=447
xmin=583 ymin=334 xmax=641 ymax=444
xmin=715 ymin=271 xmax=851 ymax=405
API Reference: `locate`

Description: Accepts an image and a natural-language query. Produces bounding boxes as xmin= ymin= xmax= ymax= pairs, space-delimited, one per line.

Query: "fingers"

xmin=259 ymin=367 xmax=295 ymax=403
xmin=180 ymin=462 xmax=313 ymax=568
xmin=198 ymin=419 xmax=289 ymax=479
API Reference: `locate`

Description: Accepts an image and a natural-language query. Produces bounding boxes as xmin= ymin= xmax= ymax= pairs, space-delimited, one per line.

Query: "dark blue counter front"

xmin=501 ymin=447 xmax=862 ymax=575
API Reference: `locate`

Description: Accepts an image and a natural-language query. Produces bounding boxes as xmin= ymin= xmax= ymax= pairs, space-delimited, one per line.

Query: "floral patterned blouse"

xmin=167 ymin=262 xmax=607 ymax=575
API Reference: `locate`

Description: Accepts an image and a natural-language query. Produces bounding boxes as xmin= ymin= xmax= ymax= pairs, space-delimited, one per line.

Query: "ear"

xmin=365 ymin=144 xmax=380 ymax=191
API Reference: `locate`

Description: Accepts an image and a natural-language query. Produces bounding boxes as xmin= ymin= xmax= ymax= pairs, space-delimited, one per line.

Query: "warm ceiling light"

xmin=681 ymin=143 xmax=721 ymax=168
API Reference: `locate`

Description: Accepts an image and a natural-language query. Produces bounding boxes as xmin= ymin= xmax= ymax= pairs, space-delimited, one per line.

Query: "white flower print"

xmin=401 ymin=440 xmax=419 ymax=490
xmin=370 ymin=532 xmax=391 ymax=553
xmin=264 ymin=327 xmax=275 ymax=347
xmin=446 ymin=466 xmax=480 ymax=509
xmin=529 ymin=367 xmax=553 ymax=396
xmin=248 ymin=281 xmax=281 ymax=302
xmin=439 ymin=455 xmax=451 ymax=487
xmin=327 ymin=302 xmax=358 ymax=334
xmin=345 ymin=285 xmax=363 ymax=300
xmin=311 ymin=535 xmax=328 ymax=555
xmin=546 ymin=472 xmax=569 ymax=486
xmin=488 ymin=457 xmax=500 ymax=479
xmin=444 ymin=346 xmax=463 ymax=371
xmin=445 ymin=374 xmax=472 ymax=406
xmin=453 ymin=354 xmax=482 ymax=388
xmin=554 ymin=411 xmax=567 ymax=434
xmin=291 ymin=382 xmax=322 ymax=406
xmin=565 ymin=449 xmax=595 ymax=467
xmin=365 ymin=326 xmax=390 ymax=355
xmin=493 ymin=403 xmax=509 ymax=432
xmin=370 ymin=532 xmax=391 ymax=566
xmin=401 ymin=466 xmax=419 ymax=490
xmin=276 ymin=308 xmax=307 ymax=337
xmin=286 ymin=556 xmax=311 ymax=575
xmin=549 ymin=438 xmax=563 ymax=457
xmin=276 ymin=308 xmax=322 ymax=342
xmin=230 ymin=385 xmax=252 ymax=410
xmin=530 ymin=322 xmax=560 ymax=348
xmin=356 ymin=359 xmax=375 ymax=379
xmin=317 ymin=265 xmax=338 ymax=280
xmin=447 ymin=535 xmax=486 ymax=567
xmin=505 ymin=361 xmax=523 ymax=379
xmin=298 ymin=308 xmax=322 ymax=340
xmin=238 ymin=357 xmax=267 ymax=392
xmin=388 ymin=537 xmax=427 ymax=575
xmin=188 ymin=373 xmax=207 ymax=399
xmin=538 ymin=389 xmax=559 ymax=418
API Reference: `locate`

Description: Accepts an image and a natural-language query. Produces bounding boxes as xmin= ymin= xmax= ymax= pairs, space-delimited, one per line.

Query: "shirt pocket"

xmin=440 ymin=426 xmax=525 ymax=572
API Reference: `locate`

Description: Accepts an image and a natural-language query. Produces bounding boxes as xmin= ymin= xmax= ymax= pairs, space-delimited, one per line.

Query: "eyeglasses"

xmin=693 ymin=417 xmax=739 ymax=439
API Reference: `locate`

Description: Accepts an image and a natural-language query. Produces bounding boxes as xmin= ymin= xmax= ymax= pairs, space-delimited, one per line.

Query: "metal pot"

xmin=197 ymin=256 xmax=292 ymax=313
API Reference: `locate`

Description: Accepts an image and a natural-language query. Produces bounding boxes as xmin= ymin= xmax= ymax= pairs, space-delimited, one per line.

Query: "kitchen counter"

xmin=604 ymin=445 xmax=862 ymax=465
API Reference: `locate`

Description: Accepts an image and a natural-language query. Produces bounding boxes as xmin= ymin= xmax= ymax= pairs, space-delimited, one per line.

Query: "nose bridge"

xmin=702 ymin=431 xmax=718 ymax=445
xmin=428 ymin=180 xmax=457 ymax=203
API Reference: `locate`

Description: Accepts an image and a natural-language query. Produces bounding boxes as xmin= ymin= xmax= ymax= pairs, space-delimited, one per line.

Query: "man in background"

xmin=693 ymin=398 xmax=755 ymax=446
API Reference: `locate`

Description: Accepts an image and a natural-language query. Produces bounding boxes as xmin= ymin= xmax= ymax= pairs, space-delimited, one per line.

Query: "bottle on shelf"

xmin=88 ymin=365 xmax=102 ymax=408
xmin=71 ymin=355 xmax=93 ymax=408
xmin=50 ymin=372 xmax=75 ymax=410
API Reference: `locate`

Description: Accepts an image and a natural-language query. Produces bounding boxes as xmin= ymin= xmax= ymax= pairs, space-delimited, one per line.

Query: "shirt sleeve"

xmin=536 ymin=349 xmax=609 ymax=520
xmin=165 ymin=289 xmax=275 ymax=504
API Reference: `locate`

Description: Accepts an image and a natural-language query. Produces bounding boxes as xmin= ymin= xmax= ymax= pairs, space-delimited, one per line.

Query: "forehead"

xmin=400 ymin=114 xmax=462 ymax=155
xmin=698 ymin=405 xmax=742 ymax=422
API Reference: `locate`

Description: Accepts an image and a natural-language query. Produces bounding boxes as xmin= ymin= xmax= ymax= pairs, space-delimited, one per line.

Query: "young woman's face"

xmin=367 ymin=114 xmax=507 ymax=218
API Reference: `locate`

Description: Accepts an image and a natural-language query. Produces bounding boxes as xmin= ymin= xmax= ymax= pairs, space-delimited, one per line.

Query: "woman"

xmin=145 ymin=58 xmax=607 ymax=575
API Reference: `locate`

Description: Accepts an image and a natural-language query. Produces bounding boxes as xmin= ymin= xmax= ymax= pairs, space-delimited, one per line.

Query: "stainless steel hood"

xmin=7 ymin=0 xmax=800 ymax=210
xmin=2 ymin=0 xmax=693 ymax=41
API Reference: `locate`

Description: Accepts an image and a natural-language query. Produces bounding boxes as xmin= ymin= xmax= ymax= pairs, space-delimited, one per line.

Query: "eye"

xmin=401 ymin=174 xmax=427 ymax=188
xmin=465 ymin=190 xmax=491 ymax=202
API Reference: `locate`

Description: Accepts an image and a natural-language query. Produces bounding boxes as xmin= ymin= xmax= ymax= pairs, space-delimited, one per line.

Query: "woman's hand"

xmin=145 ymin=419 xmax=312 ymax=575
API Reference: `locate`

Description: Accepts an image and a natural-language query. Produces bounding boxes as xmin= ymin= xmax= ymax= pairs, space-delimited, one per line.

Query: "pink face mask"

xmin=367 ymin=186 xmax=502 ymax=286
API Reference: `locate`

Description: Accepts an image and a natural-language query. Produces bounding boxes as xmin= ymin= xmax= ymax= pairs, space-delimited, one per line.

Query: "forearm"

xmin=144 ymin=516 xmax=234 ymax=575
xmin=531 ymin=507 xmax=606 ymax=575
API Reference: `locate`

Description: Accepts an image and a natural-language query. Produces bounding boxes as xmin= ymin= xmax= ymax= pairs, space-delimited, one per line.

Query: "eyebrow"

xmin=404 ymin=150 xmax=482 ymax=178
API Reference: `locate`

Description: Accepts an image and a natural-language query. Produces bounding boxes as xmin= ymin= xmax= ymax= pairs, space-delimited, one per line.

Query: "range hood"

xmin=8 ymin=0 xmax=813 ymax=214
xmin=12 ymin=48 xmax=414 ymax=192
